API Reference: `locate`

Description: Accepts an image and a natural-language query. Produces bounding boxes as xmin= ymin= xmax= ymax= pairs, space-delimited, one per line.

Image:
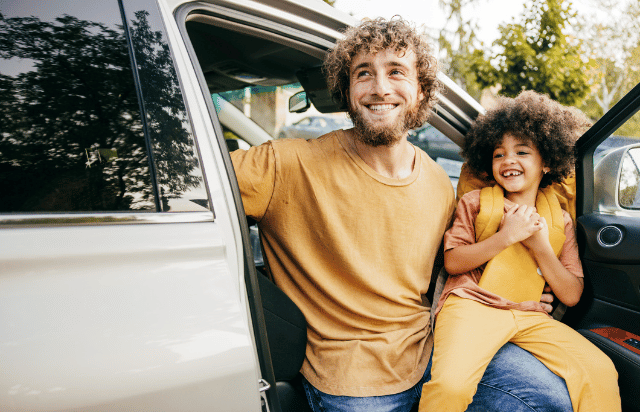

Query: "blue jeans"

xmin=302 ymin=343 xmax=572 ymax=412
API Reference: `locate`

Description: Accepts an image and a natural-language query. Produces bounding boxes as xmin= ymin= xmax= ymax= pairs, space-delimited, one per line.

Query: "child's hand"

xmin=522 ymin=216 xmax=551 ymax=252
xmin=499 ymin=204 xmax=542 ymax=245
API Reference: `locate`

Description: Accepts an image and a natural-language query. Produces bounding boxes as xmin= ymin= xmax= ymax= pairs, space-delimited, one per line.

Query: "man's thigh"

xmin=467 ymin=342 xmax=573 ymax=412
xmin=301 ymin=373 xmax=425 ymax=412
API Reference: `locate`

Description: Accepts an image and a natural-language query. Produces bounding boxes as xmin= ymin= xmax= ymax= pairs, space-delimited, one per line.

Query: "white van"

xmin=1 ymin=0 xmax=640 ymax=411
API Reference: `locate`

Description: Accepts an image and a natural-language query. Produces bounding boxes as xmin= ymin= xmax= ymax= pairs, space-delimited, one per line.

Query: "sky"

xmin=333 ymin=0 xmax=602 ymax=46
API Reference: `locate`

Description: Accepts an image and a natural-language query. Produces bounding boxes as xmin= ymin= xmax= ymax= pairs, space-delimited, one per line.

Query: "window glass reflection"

xmin=0 ymin=0 xmax=153 ymax=212
xmin=121 ymin=0 xmax=209 ymax=212
xmin=0 ymin=0 xmax=209 ymax=213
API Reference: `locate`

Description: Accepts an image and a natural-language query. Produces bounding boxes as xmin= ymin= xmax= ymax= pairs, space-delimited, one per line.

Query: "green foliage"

xmin=470 ymin=0 xmax=590 ymax=106
xmin=437 ymin=0 xmax=485 ymax=99
xmin=576 ymin=0 xmax=640 ymax=127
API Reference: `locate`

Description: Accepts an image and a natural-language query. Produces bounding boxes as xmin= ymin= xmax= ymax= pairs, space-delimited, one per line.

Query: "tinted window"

xmin=0 ymin=0 xmax=208 ymax=213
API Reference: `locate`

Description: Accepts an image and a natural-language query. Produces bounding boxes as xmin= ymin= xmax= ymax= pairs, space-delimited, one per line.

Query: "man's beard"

xmin=348 ymin=102 xmax=422 ymax=147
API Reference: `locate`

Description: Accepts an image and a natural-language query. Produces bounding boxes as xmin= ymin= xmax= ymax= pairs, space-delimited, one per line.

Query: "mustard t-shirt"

xmin=231 ymin=130 xmax=456 ymax=396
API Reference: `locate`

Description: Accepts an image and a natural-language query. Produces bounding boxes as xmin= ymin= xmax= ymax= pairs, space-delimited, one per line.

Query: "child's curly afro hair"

xmin=462 ymin=90 xmax=591 ymax=188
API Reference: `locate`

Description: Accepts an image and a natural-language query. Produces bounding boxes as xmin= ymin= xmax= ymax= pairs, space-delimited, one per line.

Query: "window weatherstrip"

xmin=0 ymin=212 xmax=214 ymax=228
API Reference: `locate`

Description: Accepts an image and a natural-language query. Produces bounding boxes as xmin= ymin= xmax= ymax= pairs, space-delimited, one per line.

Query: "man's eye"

xmin=356 ymin=71 xmax=370 ymax=78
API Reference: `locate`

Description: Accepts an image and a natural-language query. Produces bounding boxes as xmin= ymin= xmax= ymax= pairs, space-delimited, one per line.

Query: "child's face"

xmin=492 ymin=134 xmax=550 ymax=197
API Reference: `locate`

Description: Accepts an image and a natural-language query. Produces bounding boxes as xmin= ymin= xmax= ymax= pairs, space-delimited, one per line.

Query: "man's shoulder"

xmin=270 ymin=130 xmax=344 ymax=158
xmin=273 ymin=130 xmax=340 ymax=147
xmin=414 ymin=148 xmax=455 ymax=185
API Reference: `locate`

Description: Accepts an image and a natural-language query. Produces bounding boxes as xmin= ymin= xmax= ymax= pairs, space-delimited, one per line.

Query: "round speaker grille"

xmin=597 ymin=225 xmax=623 ymax=248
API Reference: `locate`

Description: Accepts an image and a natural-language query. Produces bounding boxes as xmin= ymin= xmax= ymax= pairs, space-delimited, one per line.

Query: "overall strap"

xmin=536 ymin=186 xmax=566 ymax=256
xmin=475 ymin=185 xmax=504 ymax=243
xmin=474 ymin=185 xmax=566 ymax=303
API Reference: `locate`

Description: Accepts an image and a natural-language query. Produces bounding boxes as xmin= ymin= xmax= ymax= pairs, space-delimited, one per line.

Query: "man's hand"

xmin=540 ymin=284 xmax=555 ymax=314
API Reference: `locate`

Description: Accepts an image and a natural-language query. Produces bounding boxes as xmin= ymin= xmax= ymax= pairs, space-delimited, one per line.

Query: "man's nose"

xmin=372 ymin=75 xmax=391 ymax=95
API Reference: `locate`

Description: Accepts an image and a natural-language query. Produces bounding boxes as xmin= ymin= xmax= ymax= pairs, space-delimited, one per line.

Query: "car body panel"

xmin=0 ymin=220 xmax=261 ymax=411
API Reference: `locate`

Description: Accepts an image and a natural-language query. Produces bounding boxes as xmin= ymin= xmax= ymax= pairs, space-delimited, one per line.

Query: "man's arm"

xmin=230 ymin=142 xmax=277 ymax=221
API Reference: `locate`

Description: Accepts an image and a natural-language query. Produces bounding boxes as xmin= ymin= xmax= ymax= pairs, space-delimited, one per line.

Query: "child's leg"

xmin=419 ymin=296 xmax=516 ymax=412
xmin=511 ymin=311 xmax=621 ymax=412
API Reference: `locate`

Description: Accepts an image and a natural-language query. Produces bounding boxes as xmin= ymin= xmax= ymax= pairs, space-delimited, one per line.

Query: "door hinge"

xmin=258 ymin=379 xmax=271 ymax=412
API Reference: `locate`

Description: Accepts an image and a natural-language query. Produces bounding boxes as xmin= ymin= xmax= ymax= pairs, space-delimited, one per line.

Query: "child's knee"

xmin=425 ymin=371 xmax=478 ymax=401
xmin=595 ymin=351 xmax=618 ymax=381
xmin=582 ymin=346 xmax=618 ymax=383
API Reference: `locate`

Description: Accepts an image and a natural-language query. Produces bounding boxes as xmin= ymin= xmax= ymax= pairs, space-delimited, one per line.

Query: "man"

xmin=232 ymin=17 xmax=573 ymax=412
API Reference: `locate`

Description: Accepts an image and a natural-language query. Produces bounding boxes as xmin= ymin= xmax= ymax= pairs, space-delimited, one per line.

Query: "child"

xmin=419 ymin=91 xmax=621 ymax=412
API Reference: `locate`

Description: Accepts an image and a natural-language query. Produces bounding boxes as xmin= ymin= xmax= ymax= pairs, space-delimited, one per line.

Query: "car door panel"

xmin=0 ymin=219 xmax=262 ymax=411
xmin=575 ymin=214 xmax=640 ymax=331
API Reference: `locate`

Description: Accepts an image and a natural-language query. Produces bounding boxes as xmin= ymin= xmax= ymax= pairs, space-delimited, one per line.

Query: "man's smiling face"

xmin=348 ymin=48 xmax=424 ymax=147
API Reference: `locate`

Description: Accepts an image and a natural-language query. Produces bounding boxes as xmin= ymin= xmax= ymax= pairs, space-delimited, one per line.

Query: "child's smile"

xmin=492 ymin=133 xmax=549 ymax=204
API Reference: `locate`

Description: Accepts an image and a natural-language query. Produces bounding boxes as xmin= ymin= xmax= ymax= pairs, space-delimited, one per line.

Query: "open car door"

xmin=570 ymin=82 xmax=640 ymax=412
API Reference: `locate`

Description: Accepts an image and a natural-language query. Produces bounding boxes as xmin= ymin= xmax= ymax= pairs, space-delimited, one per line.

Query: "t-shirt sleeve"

xmin=230 ymin=142 xmax=276 ymax=221
xmin=444 ymin=190 xmax=481 ymax=252
xmin=559 ymin=211 xmax=584 ymax=278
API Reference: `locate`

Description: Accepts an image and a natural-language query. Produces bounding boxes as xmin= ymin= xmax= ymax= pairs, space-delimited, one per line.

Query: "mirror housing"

xmin=289 ymin=91 xmax=310 ymax=113
xmin=594 ymin=143 xmax=640 ymax=214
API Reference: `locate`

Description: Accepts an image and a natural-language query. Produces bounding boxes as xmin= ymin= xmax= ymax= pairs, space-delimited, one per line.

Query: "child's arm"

xmin=522 ymin=217 xmax=584 ymax=307
xmin=444 ymin=204 xmax=542 ymax=275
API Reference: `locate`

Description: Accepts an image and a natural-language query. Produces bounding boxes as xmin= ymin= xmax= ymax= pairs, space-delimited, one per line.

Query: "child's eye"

xmin=517 ymin=151 xmax=530 ymax=156
xmin=493 ymin=153 xmax=504 ymax=159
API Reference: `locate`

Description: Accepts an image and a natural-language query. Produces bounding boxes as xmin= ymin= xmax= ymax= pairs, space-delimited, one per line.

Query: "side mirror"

xmin=594 ymin=144 xmax=640 ymax=213
xmin=619 ymin=147 xmax=640 ymax=209
xmin=289 ymin=91 xmax=310 ymax=113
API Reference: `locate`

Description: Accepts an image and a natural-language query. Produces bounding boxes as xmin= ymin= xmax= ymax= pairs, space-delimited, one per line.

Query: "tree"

xmin=436 ymin=0 xmax=486 ymax=99
xmin=576 ymin=0 xmax=640 ymax=126
xmin=469 ymin=0 xmax=590 ymax=106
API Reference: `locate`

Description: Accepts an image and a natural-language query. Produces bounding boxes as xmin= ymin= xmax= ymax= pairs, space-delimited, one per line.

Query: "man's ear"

xmin=418 ymin=86 xmax=425 ymax=102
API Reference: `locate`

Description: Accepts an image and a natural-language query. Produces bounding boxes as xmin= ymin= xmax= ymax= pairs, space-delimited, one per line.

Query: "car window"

xmin=0 ymin=0 xmax=208 ymax=213
xmin=594 ymin=110 xmax=640 ymax=167
xmin=408 ymin=124 xmax=463 ymax=190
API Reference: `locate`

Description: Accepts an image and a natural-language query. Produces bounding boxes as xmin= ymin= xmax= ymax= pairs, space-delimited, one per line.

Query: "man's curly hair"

xmin=324 ymin=17 xmax=440 ymax=129
xmin=462 ymin=90 xmax=591 ymax=188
